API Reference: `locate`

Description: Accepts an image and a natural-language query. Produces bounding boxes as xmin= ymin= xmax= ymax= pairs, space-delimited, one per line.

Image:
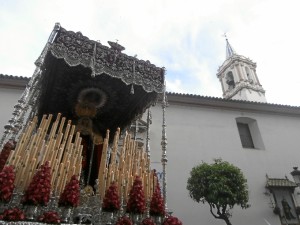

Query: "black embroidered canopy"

xmin=36 ymin=24 xmax=165 ymax=136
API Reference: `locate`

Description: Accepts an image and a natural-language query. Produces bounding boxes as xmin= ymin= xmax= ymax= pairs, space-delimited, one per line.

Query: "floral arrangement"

xmin=126 ymin=176 xmax=146 ymax=214
xmin=102 ymin=182 xmax=120 ymax=212
xmin=59 ymin=175 xmax=80 ymax=207
xmin=150 ymin=173 xmax=165 ymax=216
xmin=0 ymin=207 xmax=25 ymax=221
xmin=141 ymin=217 xmax=156 ymax=225
xmin=23 ymin=161 xmax=52 ymax=206
xmin=0 ymin=165 xmax=15 ymax=203
xmin=115 ymin=216 xmax=133 ymax=225
xmin=0 ymin=140 xmax=16 ymax=172
xmin=38 ymin=211 xmax=61 ymax=224
xmin=162 ymin=216 xmax=183 ymax=225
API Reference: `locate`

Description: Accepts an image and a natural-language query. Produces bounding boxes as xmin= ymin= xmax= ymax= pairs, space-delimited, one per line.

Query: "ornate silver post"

xmin=120 ymin=180 xmax=126 ymax=216
xmin=130 ymin=55 xmax=137 ymax=95
xmin=146 ymin=109 xmax=152 ymax=159
xmin=146 ymin=108 xmax=152 ymax=216
xmin=0 ymin=101 xmax=23 ymax=147
xmin=22 ymin=22 xmax=60 ymax=127
xmin=161 ymin=78 xmax=168 ymax=214
xmin=47 ymin=22 xmax=61 ymax=44
xmin=133 ymin=119 xmax=138 ymax=141
xmin=0 ymin=23 xmax=61 ymax=148
xmin=90 ymin=42 xmax=97 ymax=78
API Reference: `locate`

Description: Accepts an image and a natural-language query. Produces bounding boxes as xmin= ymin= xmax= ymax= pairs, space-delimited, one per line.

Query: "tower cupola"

xmin=217 ymin=38 xmax=267 ymax=102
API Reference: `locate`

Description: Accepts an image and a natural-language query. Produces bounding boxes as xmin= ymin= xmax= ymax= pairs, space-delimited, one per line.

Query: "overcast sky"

xmin=1 ymin=0 xmax=300 ymax=106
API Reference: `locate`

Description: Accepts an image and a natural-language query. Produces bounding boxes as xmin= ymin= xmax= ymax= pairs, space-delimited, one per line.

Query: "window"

xmin=236 ymin=117 xmax=265 ymax=150
xmin=237 ymin=122 xmax=254 ymax=148
xmin=226 ymin=71 xmax=235 ymax=90
xmin=245 ymin=67 xmax=253 ymax=83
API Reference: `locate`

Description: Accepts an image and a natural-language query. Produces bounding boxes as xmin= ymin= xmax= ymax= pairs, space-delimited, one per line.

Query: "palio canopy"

xmin=36 ymin=23 xmax=165 ymax=136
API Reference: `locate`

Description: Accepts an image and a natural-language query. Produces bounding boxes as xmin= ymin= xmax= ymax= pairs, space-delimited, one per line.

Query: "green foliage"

xmin=187 ymin=159 xmax=249 ymax=224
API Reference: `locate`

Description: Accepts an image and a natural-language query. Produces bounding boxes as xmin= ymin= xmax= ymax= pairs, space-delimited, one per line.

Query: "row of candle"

xmin=97 ymin=128 xmax=157 ymax=201
xmin=6 ymin=113 xmax=83 ymax=195
xmin=4 ymin=112 xmax=157 ymax=202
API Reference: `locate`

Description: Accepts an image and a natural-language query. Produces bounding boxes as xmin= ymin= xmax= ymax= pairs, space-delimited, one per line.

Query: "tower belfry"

xmin=217 ymin=37 xmax=266 ymax=102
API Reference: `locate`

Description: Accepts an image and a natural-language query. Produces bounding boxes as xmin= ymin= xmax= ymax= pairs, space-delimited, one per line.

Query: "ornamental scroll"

xmin=49 ymin=27 xmax=164 ymax=93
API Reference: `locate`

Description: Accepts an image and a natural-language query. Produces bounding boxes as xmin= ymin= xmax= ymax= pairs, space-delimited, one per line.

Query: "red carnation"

xmin=23 ymin=161 xmax=52 ymax=206
xmin=0 ymin=165 xmax=15 ymax=203
xmin=1 ymin=207 xmax=25 ymax=221
xmin=38 ymin=211 xmax=61 ymax=224
xmin=126 ymin=176 xmax=146 ymax=214
xmin=162 ymin=216 xmax=183 ymax=225
xmin=150 ymin=174 xmax=165 ymax=216
xmin=0 ymin=140 xmax=16 ymax=172
xmin=141 ymin=217 xmax=156 ymax=225
xmin=102 ymin=182 xmax=120 ymax=212
xmin=115 ymin=216 xmax=133 ymax=225
xmin=59 ymin=175 xmax=80 ymax=207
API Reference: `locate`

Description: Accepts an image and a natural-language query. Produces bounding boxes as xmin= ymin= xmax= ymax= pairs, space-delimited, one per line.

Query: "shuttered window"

xmin=237 ymin=122 xmax=254 ymax=148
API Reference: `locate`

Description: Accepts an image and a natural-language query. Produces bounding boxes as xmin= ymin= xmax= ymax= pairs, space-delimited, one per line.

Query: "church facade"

xmin=148 ymin=93 xmax=300 ymax=225
xmin=1 ymin=38 xmax=300 ymax=225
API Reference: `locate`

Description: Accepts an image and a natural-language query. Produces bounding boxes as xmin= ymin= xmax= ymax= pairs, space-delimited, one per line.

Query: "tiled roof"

xmin=0 ymin=74 xmax=29 ymax=88
xmin=266 ymin=178 xmax=297 ymax=188
xmin=167 ymin=92 xmax=300 ymax=109
xmin=0 ymin=74 xmax=30 ymax=81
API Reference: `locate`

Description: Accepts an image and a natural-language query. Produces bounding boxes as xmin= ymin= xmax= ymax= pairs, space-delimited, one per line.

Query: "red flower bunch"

xmin=59 ymin=175 xmax=80 ymax=207
xmin=38 ymin=211 xmax=61 ymax=224
xmin=140 ymin=217 xmax=156 ymax=225
xmin=0 ymin=165 xmax=15 ymax=203
xmin=115 ymin=216 xmax=133 ymax=225
xmin=126 ymin=176 xmax=146 ymax=214
xmin=102 ymin=182 xmax=120 ymax=212
xmin=150 ymin=175 xmax=165 ymax=216
xmin=23 ymin=161 xmax=52 ymax=206
xmin=0 ymin=140 xmax=16 ymax=172
xmin=162 ymin=216 xmax=182 ymax=225
xmin=0 ymin=207 xmax=25 ymax=221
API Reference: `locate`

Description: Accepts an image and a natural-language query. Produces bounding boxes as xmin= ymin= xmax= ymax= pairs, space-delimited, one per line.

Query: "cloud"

xmin=166 ymin=79 xmax=185 ymax=93
xmin=1 ymin=0 xmax=300 ymax=105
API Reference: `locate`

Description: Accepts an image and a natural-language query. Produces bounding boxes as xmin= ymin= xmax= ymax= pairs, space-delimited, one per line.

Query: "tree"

xmin=186 ymin=159 xmax=250 ymax=225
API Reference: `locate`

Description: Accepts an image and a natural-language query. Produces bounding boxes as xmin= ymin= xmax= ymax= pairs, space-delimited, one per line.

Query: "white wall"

xmin=148 ymin=100 xmax=300 ymax=225
xmin=231 ymin=88 xmax=267 ymax=102
xmin=0 ymin=87 xmax=24 ymax=134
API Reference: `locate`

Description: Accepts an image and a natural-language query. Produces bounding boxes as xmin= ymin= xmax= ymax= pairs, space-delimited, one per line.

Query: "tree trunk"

xmin=223 ymin=216 xmax=232 ymax=225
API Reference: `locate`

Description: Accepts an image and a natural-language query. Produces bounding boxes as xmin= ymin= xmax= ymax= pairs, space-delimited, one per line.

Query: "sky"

xmin=1 ymin=0 xmax=300 ymax=106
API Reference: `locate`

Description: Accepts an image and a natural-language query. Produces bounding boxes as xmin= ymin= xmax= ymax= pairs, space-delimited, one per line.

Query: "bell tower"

xmin=216 ymin=38 xmax=267 ymax=102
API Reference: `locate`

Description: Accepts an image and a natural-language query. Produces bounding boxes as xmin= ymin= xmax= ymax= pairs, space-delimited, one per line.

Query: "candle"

xmin=6 ymin=150 xmax=15 ymax=165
